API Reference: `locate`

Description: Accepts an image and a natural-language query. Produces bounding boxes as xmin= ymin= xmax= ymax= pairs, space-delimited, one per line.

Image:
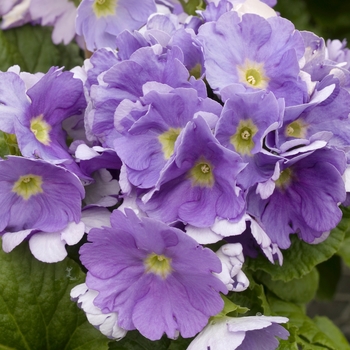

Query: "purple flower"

xmin=187 ymin=315 xmax=289 ymax=350
xmin=197 ymin=11 xmax=307 ymax=105
xmin=76 ymin=0 xmax=157 ymax=51
xmin=215 ymin=90 xmax=284 ymax=189
xmin=87 ymin=46 xmax=192 ymax=147
xmin=140 ymin=116 xmax=246 ymax=227
xmin=114 ymin=86 xmax=221 ymax=188
xmin=0 ymin=67 xmax=87 ymax=178
xmin=247 ymin=147 xmax=346 ymax=249
xmin=79 ymin=208 xmax=227 ymax=340
xmin=0 ymin=156 xmax=84 ymax=233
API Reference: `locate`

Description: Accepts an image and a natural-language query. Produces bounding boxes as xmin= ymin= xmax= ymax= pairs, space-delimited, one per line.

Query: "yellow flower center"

xmin=189 ymin=157 xmax=215 ymax=187
xmin=144 ymin=253 xmax=172 ymax=279
xmin=12 ymin=174 xmax=43 ymax=200
xmin=93 ymin=0 xmax=117 ymax=18
xmin=230 ymin=119 xmax=258 ymax=156
xmin=158 ymin=128 xmax=181 ymax=160
xmin=30 ymin=115 xmax=51 ymax=146
xmin=275 ymin=168 xmax=293 ymax=192
xmin=237 ymin=60 xmax=269 ymax=89
xmin=285 ymin=119 xmax=308 ymax=139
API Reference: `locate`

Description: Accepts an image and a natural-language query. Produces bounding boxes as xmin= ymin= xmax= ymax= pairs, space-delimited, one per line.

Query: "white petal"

xmin=29 ymin=232 xmax=67 ymax=263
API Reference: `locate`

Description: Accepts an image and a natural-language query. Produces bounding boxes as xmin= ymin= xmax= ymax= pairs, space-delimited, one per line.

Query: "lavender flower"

xmin=76 ymin=0 xmax=157 ymax=51
xmin=79 ymin=208 xmax=227 ymax=340
xmin=197 ymin=11 xmax=307 ymax=105
xmin=140 ymin=116 xmax=246 ymax=227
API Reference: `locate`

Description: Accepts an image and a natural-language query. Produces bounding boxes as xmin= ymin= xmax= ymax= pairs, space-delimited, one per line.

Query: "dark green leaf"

xmin=316 ymin=254 xmax=342 ymax=300
xmin=108 ymin=331 xmax=170 ymax=350
xmin=245 ymin=219 xmax=346 ymax=282
xmin=269 ymin=295 xmax=338 ymax=350
xmin=256 ymin=268 xmax=319 ymax=304
xmin=313 ymin=316 xmax=350 ymax=350
xmin=227 ymin=279 xmax=271 ymax=316
xmin=0 ymin=240 xmax=109 ymax=350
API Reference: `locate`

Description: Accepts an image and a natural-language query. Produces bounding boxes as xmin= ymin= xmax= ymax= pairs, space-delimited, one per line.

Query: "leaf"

xmin=268 ymin=295 xmax=339 ymax=350
xmin=337 ymin=206 xmax=350 ymax=267
xmin=0 ymin=25 xmax=83 ymax=74
xmin=108 ymin=331 xmax=171 ymax=350
xmin=0 ymin=240 xmax=109 ymax=350
xmin=227 ymin=279 xmax=271 ymax=316
xmin=245 ymin=216 xmax=346 ymax=282
xmin=256 ymin=268 xmax=319 ymax=304
xmin=313 ymin=316 xmax=350 ymax=350
xmin=178 ymin=0 xmax=205 ymax=15
xmin=315 ymin=254 xmax=342 ymax=300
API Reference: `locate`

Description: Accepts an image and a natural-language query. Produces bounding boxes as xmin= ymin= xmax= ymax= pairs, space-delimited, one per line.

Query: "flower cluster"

xmin=1 ymin=0 xmax=350 ymax=348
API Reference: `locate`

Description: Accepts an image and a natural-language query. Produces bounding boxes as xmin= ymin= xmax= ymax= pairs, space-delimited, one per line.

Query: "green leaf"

xmin=108 ymin=331 xmax=171 ymax=350
xmin=178 ymin=0 xmax=205 ymax=15
xmin=268 ymin=295 xmax=339 ymax=350
xmin=337 ymin=206 xmax=350 ymax=267
xmin=313 ymin=316 xmax=350 ymax=350
xmin=256 ymin=268 xmax=319 ymax=304
xmin=245 ymin=219 xmax=346 ymax=282
xmin=227 ymin=279 xmax=271 ymax=316
xmin=315 ymin=254 xmax=342 ymax=300
xmin=0 ymin=25 xmax=83 ymax=73
xmin=0 ymin=240 xmax=109 ymax=350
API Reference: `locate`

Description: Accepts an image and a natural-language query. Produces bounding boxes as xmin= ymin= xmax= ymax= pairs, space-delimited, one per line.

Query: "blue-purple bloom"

xmin=247 ymin=147 xmax=346 ymax=248
xmin=79 ymin=208 xmax=227 ymax=340
xmin=76 ymin=0 xmax=157 ymax=51
xmin=114 ymin=86 xmax=221 ymax=188
xmin=197 ymin=11 xmax=307 ymax=105
xmin=215 ymin=90 xmax=284 ymax=189
xmin=0 ymin=156 xmax=84 ymax=233
xmin=0 ymin=67 xmax=87 ymax=178
xmin=140 ymin=116 xmax=246 ymax=227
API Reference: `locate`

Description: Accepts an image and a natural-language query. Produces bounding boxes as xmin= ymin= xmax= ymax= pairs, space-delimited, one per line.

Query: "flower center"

xmin=93 ymin=0 xmax=116 ymax=18
xmin=237 ymin=60 xmax=269 ymax=89
xmin=30 ymin=115 xmax=51 ymax=146
xmin=12 ymin=174 xmax=44 ymax=200
xmin=230 ymin=119 xmax=258 ymax=156
xmin=189 ymin=158 xmax=215 ymax=187
xmin=158 ymin=128 xmax=181 ymax=160
xmin=285 ymin=119 xmax=308 ymax=139
xmin=275 ymin=168 xmax=293 ymax=191
xmin=188 ymin=158 xmax=214 ymax=187
xmin=144 ymin=253 xmax=172 ymax=279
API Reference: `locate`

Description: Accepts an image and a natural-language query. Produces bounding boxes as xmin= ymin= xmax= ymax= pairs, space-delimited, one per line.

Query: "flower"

xmin=79 ymin=208 xmax=227 ymax=340
xmin=197 ymin=11 xmax=307 ymax=105
xmin=76 ymin=0 xmax=157 ymax=51
xmin=187 ymin=315 xmax=289 ymax=350
xmin=140 ymin=116 xmax=246 ymax=227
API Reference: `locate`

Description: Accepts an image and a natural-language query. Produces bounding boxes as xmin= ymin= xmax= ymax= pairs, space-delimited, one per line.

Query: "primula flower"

xmin=76 ymin=0 xmax=157 ymax=51
xmin=197 ymin=11 xmax=307 ymax=106
xmin=187 ymin=315 xmax=289 ymax=350
xmin=247 ymin=147 xmax=346 ymax=249
xmin=140 ymin=116 xmax=246 ymax=227
xmin=79 ymin=208 xmax=227 ymax=340
xmin=215 ymin=89 xmax=284 ymax=189
xmin=0 ymin=156 xmax=85 ymax=262
xmin=114 ymin=86 xmax=221 ymax=188
xmin=0 ymin=67 xmax=87 ymax=178
xmin=0 ymin=156 xmax=84 ymax=233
